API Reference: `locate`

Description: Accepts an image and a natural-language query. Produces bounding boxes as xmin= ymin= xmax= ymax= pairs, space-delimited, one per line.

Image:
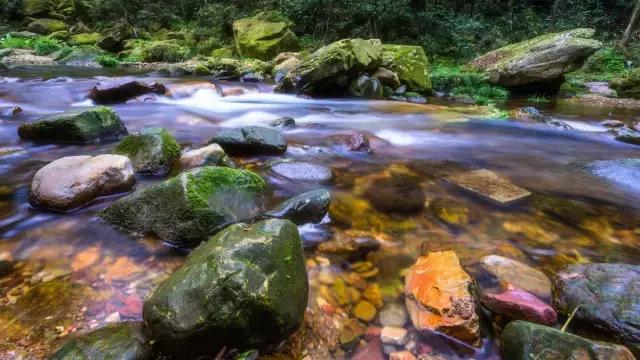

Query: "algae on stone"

xmin=233 ymin=11 xmax=299 ymax=61
xmin=114 ymin=127 xmax=180 ymax=175
xmin=381 ymin=44 xmax=431 ymax=93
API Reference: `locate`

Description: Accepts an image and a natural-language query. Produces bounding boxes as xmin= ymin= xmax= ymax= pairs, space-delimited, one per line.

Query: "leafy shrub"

xmin=581 ymin=47 xmax=626 ymax=77
xmin=141 ymin=41 xmax=191 ymax=62
xmin=32 ymin=37 xmax=62 ymax=55
xmin=0 ymin=35 xmax=31 ymax=49
xmin=431 ymin=63 xmax=508 ymax=104
xmin=96 ymin=54 xmax=119 ymax=67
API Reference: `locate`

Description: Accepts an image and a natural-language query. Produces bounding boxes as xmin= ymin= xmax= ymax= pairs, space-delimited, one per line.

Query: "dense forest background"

xmin=1 ymin=0 xmax=639 ymax=61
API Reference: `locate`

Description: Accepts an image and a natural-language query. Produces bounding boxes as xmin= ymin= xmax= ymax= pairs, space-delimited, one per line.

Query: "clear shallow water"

xmin=1 ymin=67 xmax=640 ymax=359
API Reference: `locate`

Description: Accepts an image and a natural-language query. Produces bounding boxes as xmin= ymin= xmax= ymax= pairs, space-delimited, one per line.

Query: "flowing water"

xmin=1 ymin=67 xmax=640 ymax=359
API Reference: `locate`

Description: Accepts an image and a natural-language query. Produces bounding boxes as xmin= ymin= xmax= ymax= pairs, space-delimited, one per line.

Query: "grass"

xmin=0 ymin=36 xmax=32 ymax=49
xmin=32 ymin=37 xmax=62 ymax=55
xmin=430 ymin=62 xmax=509 ymax=105
xmin=96 ymin=54 xmax=120 ymax=67
xmin=527 ymin=94 xmax=550 ymax=104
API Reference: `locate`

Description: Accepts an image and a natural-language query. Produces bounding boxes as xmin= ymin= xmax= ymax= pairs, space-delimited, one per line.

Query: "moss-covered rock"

xmin=470 ymin=28 xmax=601 ymax=88
xmin=49 ymin=322 xmax=152 ymax=360
xmin=500 ymin=321 xmax=634 ymax=359
xmin=99 ymin=166 xmax=266 ymax=246
xmin=611 ymin=68 xmax=640 ymax=99
xmin=24 ymin=0 xmax=49 ymax=16
xmin=114 ymin=128 xmax=180 ymax=176
xmin=49 ymin=30 xmax=70 ymax=41
xmin=211 ymin=46 xmax=234 ymax=58
xmin=276 ymin=38 xmax=382 ymax=95
xmin=140 ymin=40 xmax=190 ymax=63
xmin=70 ymin=32 xmax=101 ymax=46
xmin=18 ymin=106 xmax=127 ymax=144
xmin=56 ymin=45 xmax=102 ymax=66
xmin=233 ymin=11 xmax=299 ymax=61
xmin=381 ymin=45 xmax=431 ymax=93
xmin=27 ymin=18 xmax=67 ymax=35
xmin=143 ymin=219 xmax=308 ymax=358
xmin=210 ymin=126 xmax=287 ymax=155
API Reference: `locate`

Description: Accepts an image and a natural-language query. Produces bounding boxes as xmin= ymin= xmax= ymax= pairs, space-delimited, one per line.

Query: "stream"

xmin=1 ymin=67 xmax=640 ymax=359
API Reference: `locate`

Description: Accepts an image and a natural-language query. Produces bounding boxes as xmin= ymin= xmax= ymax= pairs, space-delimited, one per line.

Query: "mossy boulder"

xmin=49 ymin=30 xmax=70 ymax=41
xmin=233 ymin=11 xmax=299 ymax=61
xmin=500 ymin=321 xmax=634 ymax=359
xmin=49 ymin=322 xmax=152 ymax=360
xmin=24 ymin=0 xmax=49 ymax=16
xmin=99 ymin=166 xmax=266 ymax=246
xmin=56 ymin=45 xmax=102 ymax=66
xmin=210 ymin=126 xmax=287 ymax=155
xmin=18 ymin=106 xmax=127 ymax=144
xmin=381 ymin=45 xmax=431 ymax=93
xmin=611 ymin=68 xmax=640 ymax=99
xmin=211 ymin=46 xmax=234 ymax=58
xmin=470 ymin=28 xmax=601 ymax=88
xmin=27 ymin=18 xmax=67 ymax=35
xmin=276 ymin=38 xmax=382 ymax=95
xmin=140 ymin=41 xmax=190 ymax=63
xmin=114 ymin=128 xmax=180 ymax=176
xmin=143 ymin=219 xmax=308 ymax=358
xmin=70 ymin=32 xmax=101 ymax=46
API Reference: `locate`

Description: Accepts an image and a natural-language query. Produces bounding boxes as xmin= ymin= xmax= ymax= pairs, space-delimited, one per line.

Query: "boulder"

xmin=233 ymin=11 xmax=299 ymax=61
xmin=24 ymin=0 xmax=49 ymax=16
xmin=273 ymin=54 xmax=302 ymax=82
xmin=27 ymin=18 xmax=67 ymax=35
xmin=611 ymin=68 xmax=640 ymax=99
xmin=143 ymin=219 xmax=308 ymax=358
xmin=470 ymin=28 xmax=601 ymax=89
xmin=380 ymin=45 xmax=431 ymax=93
xmin=553 ymin=263 xmax=640 ymax=355
xmin=579 ymin=159 xmax=640 ymax=191
xmin=70 ymin=32 xmax=101 ymax=46
xmin=210 ymin=126 xmax=287 ymax=155
xmin=114 ymin=128 xmax=180 ymax=176
xmin=478 ymin=255 xmax=551 ymax=300
xmin=500 ymin=320 xmax=634 ymax=360
xmin=99 ymin=166 xmax=266 ymax=246
xmin=49 ymin=322 xmax=152 ymax=360
xmin=372 ymin=67 xmax=401 ymax=88
xmin=18 ymin=107 xmax=127 ymax=144
xmin=56 ymin=45 xmax=102 ymax=66
xmin=276 ymin=38 xmax=382 ymax=95
xmin=263 ymin=189 xmax=331 ymax=225
xmin=29 ymin=155 xmax=135 ymax=212
xmin=89 ymin=79 xmax=167 ymax=104
xmin=404 ymin=251 xmax=480 ymax=346
xmin=349 ymin=74 xmax=383 ymax=99
xmin=270 ymin=161 xmax=334 ymax=184
xmin=482 ymin=286 xmax=557 ymax=326
xmin=269 ymin=116 xmax=296 ymax=128
xmin=179 ymin=144 xmax=234 ymax=170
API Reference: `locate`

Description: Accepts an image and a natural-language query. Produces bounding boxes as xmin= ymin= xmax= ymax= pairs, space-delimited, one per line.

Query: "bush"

xmin=140 ymin=41 xmax=191 ymax=62
xmin=32 ymin=37 xmax=62 ymax=55
xmin=0 ymin=35 xmax=32 ymax=49
xmin=581 ymin=47 xmax=626 ymax=76
xmin=96 ymin=54 xmax=119 ymax=67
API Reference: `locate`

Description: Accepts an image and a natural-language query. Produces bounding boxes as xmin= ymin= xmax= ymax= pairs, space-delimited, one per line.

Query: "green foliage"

xmin=581 ymin=47 xmax=626 ymax=76
xmin=431 ymin=63 xmax=508 ymax=105
xmin=32 ymin=37 xmax=62 ymax=55
xmin=0 ymin=35 xmax=31 ymax=49
xmin=527 ymin=95 xmax=550 ymax=104
xmin=53 ymin=46 xmax=73 ymax=60
xmin=141 ymin=41 xmax=191 ymax=62
xmin=96 ymin=54 xmax=119 ymax=67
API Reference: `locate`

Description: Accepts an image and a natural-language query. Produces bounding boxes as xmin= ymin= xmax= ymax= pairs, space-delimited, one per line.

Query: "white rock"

xmin=29 ymin=155 xmax=135 ymax=212
xmin=179 ymin=144 xmax=227 ymax=170
xmin=380 ymin=326 xmax=408 ymax=346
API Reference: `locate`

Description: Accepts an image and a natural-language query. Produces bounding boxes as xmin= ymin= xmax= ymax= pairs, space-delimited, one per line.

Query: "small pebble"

xmin=380 ymin=326 xmax=408 ymax=346
xmin=353 ymin=300 xmax=377 ymax=322
xmin=390 ymin=351 xmax=417 ymax=360
xmin=379 ymin=302 xmax=408 ymax=328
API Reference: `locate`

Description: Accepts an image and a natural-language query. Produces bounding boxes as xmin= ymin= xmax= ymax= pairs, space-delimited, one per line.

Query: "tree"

xmin=621 ymin=0 xmax=640 ymax=48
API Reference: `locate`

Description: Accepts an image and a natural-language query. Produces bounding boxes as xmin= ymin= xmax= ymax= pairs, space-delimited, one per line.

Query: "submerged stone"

xmin=99 ymin=166 xmax=266 ymax=246
xmin=446 ymin=169 xmax=531 ymax=205
xmin=404 ymin=251 xmax=480 ymax=346
xmin=233 ymin=11 xmax=299 ymax=61
xmin=579 ymin=159 xmax=640 ymax=191
xmin=114 ymin=128 xmax=180 ymax=176
xmin=263 ymin=189 xmax=330 ymax=225
xmin=210 ymin=126 xmax=287 ymax=155
xmin=482 ymin=286 xmax=557 ymax=326
xmin=49 ymin=322 xmax=152 ymax=360
xmin=89 ymin=79 xmax=167 ymax=104
xmin=512 ymin=107 xmax=572 ymax=130
xmin=328 ymin=132 xmax=371 ymax=153
xmin=470 ymin=28 xmax=601 ymax=88
xmin=363 ymin=173 xmax=425 ymax=214
xmin=500 ymin=320 xmax=634 ymax=360
xmin=29 ymin=155 xmax=135 ymax=212
xmin=429 ymin=197 xmax=470 ymax=227
xmin=18 ymin=106 xmax=127 ymax=144
xmin=270 ymin=161 xmax=334 ymax=183
xmin=478 ymin=255 xmax=551 ymax=300
xmin=553 ymin=263 xmax=640 ymax=355
xmin=144 ymin=219 xmax=307 ymax=358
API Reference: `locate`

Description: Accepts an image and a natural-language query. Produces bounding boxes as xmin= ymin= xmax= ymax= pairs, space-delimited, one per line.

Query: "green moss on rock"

xmin=381 ymin=44 xmax=431 ymax=93
xmin=70 ymin=32 xmax=101 ymax=46
xmin=140 ymin=41 xmax=190 ymax=63
xmin=143 ymin=219 xmax=308 ymax=358
xmin=611 ymin=68 xmax=640 ymax=99
xmin=233 ymin=11 xmax=299 ymax=61
xmin=115 ymin=127 xmax=180 ymax=175
xmin=18 ymin=106 xmax=127 ymax=144
xmin=49 ymin=322 xmax=152 ymax=360
xmin=99 ymin=166 xmax=266 ymax=246
xmin=27 ymin=18 xmax=67 ymax=35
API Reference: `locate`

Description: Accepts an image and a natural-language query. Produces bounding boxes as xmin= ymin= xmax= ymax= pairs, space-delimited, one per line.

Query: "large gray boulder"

xmin=553 ymin=263 xmax=640 ymax=355
xmin=470 ymin=28 xmax=601 ymax=88
xmin=99 ymin=166 xmax=266 ymax=246
xmin=30 ymin=155 xmax=135 ymax=212
xmin=143 ymin=219 xmax=308 ymax=358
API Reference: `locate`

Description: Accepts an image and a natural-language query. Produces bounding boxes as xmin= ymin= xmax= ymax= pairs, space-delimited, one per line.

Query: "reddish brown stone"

xmin=482 ymin=286 xmax=557 ymax=326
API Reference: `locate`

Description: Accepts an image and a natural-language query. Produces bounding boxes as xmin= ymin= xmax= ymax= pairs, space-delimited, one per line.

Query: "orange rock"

xmin=105 ymin=257 xmax=143 ymax=282
xmin=404 ymin=251 xmax=480 ymax=345
xmin=71 ymin=246 xmax=100 ymax=272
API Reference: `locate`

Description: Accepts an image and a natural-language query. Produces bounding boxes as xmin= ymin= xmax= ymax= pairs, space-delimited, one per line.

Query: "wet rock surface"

xmin=210 ymin=126 xmax=287 ymax=155
xmin=114 ymin=127 xmax=180 ymax=176
xmin=99 ymin=166 xmax=266 ymax=246
xmin=478 ymin=255 xmax=551 ymax=300
xmin=447 ymin=169 xmax=531 ymax=205
xmin=144 ymin=219 xmax=308 ymax=358
xmin=263 ymin=189 xmax=330 ymax=225
xmin=178 ymin=143 xmax=233 ymax=170
xmin=29 ymin=155 xmax=135 ymax=212
xmin=89 ymin=79 xmax=167 ymax=104
xmin=482 ymin=286 xmax=557 ymax=325
xmin=553 ymin=263 xmax=640 ymax=355
xmin=270 ymin=161 xmax=334 ymax=183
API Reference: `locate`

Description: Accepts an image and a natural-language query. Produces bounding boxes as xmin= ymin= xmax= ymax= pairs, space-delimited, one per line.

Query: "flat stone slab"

xmin=447 ymin=169 xmax=531 ymax=205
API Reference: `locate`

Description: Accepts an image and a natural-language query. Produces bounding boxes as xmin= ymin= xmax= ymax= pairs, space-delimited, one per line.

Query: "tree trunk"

xmin=621 ymin=0 xmax=640 ymax=48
